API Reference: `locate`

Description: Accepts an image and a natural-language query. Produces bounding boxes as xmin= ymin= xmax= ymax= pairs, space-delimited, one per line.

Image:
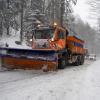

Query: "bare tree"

xmin=0 ymin=0 xmax=20 ymax=36
xmin=88 ymin=0 xmax=100 ymax=28
xmin=88 ymin=0 xmax=100 ymax=54
xmin=44 ymin=0 xmax=77 ymax=26
xmin=88 ymin=0 xmax=100 ymax=16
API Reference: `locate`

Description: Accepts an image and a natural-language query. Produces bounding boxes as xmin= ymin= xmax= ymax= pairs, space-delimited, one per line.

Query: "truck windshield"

xmin=34 ymin=29 xmax=54 ymax=39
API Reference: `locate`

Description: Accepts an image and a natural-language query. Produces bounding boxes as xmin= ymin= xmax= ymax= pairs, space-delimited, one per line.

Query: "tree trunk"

xmin=0 ymin=21 xmax=3 ymax=36
xmin=42 ymin=0 xmax=45 ymax=13
xmin=20 ymin=1 xmax=24 ymax=43
xmin=51 ymin=0 xmax=55 ymax=24
xmin=60 ymin=0 xmax=65 ymax=27
xmin=7 ymin=26 xmax=10 ymax=35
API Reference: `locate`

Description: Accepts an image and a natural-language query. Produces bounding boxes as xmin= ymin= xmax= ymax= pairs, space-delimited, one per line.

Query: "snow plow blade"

xmin=0 ymin=48 xmax=58 ymax=71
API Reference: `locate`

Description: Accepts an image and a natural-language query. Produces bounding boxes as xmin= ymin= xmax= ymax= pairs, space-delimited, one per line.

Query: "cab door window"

xmin=58 ymin=30 xmax=64 ymax=39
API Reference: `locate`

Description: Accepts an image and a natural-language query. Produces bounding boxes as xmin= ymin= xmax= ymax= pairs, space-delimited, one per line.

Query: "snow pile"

xmin=0 ymin=28 xmax=31 ymax=49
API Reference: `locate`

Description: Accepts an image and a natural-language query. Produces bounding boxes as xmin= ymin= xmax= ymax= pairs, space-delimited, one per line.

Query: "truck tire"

xmin=58 ymin=58 xmax=66 ymax=69
xmin=80 ymin=55 xmax=85 ymax=65
xmin=73 ymin=56 xmax=80 ymax=66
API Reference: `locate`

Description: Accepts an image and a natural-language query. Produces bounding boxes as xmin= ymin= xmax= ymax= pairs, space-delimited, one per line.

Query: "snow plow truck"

xmin=0 ymin=25 xmax=86 ymax=71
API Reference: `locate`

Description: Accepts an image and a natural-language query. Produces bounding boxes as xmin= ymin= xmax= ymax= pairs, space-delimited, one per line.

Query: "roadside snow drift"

xmin=0 ymin=29 xmax=31 ymax=49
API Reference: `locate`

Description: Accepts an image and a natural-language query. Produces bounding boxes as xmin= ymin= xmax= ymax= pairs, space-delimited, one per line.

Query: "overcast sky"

xmin=73 ymin=0 xmax=97 ymax=27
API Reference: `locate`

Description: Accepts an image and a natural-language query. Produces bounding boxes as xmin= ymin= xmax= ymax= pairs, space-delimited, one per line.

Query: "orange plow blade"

xmin=0 ymin=48 xmax=58 ymax=71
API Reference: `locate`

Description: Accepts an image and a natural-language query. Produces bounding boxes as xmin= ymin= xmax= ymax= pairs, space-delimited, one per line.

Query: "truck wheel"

xmin=73 ymin=56 xmax=80 ymax=66
xmin=58 ymin=58 xmax=66 ymax=69
xmin=80 ymin=56 xmax=85 ymax=65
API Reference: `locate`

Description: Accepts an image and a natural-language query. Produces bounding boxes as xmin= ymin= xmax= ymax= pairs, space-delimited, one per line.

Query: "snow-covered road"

xmin=0 ymin=60 xmax=100 ymax=100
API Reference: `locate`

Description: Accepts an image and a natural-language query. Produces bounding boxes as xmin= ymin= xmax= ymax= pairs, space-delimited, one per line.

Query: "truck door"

xmin=57 ymin=30 xmax=66 ymax=49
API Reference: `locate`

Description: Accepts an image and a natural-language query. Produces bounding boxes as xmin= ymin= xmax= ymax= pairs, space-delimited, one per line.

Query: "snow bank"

xmin=0 ymin=28 xmax=31 ymax=49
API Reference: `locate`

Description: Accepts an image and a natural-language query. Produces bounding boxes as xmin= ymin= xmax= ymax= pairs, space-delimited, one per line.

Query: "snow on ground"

xmin=0 ymin=28 xmax=31 ymax=49
xmin=0 ymin=60 xmax=100 ymax=100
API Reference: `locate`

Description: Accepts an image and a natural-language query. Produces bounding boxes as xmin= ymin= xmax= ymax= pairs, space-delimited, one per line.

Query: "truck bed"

xmin=67 ymin=36 xmax=86 ymax=54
